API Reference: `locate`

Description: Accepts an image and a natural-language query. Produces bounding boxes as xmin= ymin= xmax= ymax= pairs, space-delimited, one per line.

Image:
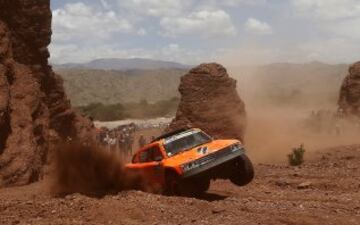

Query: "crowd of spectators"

xmin=95 ymin=122 xmax=169 ymax=158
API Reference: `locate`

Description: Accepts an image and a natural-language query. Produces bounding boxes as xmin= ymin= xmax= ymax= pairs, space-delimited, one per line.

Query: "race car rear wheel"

xmin=230 ymin=154 xmax=254 ymax=186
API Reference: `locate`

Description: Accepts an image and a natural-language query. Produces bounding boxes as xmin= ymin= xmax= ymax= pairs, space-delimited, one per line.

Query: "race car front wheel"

xmin=165 ymin=171 xmax=181 ymax=196
xmin=192 ymin=177 xmax=210 ymax=195
xmin=230 ymin=154 xmax=254 ymax=186
xmin=165 ymin=171 xmax=210 ymax=196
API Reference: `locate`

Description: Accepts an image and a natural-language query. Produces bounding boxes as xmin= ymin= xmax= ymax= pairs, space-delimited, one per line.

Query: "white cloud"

xmin=294 ymin=37 xmax=360 ymax=63
xmin=136 ymin=28 xmax=147 ymax=36
xmin=49 ymin=44 xmax=80 ymax=64
xmin=245 ymin=18 xmax=272 ymax=35
xmin=50 ymin=43 xmax=206 ymax=65
xmin=160 ymin=10 xmax=236 ymax=38
xmin=292 ymin=0 xmax=360 ymax=20
xmin=50 ymin=44 xmax=150 ymax=64
xmin=100 ymin=0 xmax=111 ymax=10
xmin=50 ymin=1 xmax=237 ymax=64
xmin=290 ymin=0 xmax=360 ymax=63
xmin=119 ymin=0 xmax=266 ymax=18
xmin=52 ymin=2 xmax=135 ymax=43
xmin=119 ymin=0 xmax=187 ymax=17
xmin=49 ymin=0 xmax=360 ymax=65
xmin=329 ymin=17 xmax=360 ymax=39
xmin=215 ymin=0 xmax=267 ymax=6
xmin=216 ymin=36 xmax=360 ymax=66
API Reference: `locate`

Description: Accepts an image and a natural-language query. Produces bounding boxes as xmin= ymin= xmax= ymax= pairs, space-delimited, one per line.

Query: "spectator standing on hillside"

xmin=139 ymin=135 xmax=146 ymax=148
xmin=103 ymin=133 xmax=111 ymax=151
xmin=118 ymin=133 xmax=126 ymax=157
xmin=124 ymin=132 xmax=131 ymax=157
xmin=128 ymin=133 xmax=134 ymax=156
xmin=109 ymin=132 xmax=117 ymax=153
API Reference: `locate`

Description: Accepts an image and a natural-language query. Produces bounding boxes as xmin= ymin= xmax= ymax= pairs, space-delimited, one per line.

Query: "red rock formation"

xmin=0 ymin=0 xmax=94 ymax=187
xmin=168 ymin=63 xmax=247 ymax=142
xmin=338 ymin=61 xmax=360 ymax=117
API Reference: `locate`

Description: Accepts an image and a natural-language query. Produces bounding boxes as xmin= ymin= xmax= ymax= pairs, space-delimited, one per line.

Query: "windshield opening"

xmin=164 ymin=131 xmax=212 ymax=157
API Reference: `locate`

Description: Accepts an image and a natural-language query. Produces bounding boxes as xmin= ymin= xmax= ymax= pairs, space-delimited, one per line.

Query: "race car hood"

xmin=163 ymin=139 xmax=240 ymax=168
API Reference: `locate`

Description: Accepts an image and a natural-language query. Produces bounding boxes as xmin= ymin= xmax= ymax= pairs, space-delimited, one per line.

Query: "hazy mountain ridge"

xmin=54 ymin=58 xmax=191 ymax=71
xmin=56 ymin=68 xmax=185 ymax=106
xmin=57 ymin=62 xmax=349 ymax=108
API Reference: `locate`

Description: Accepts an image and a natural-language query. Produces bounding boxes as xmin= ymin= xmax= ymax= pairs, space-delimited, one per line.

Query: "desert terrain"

xmin=1 ymin=144 xmax=359 ymax=225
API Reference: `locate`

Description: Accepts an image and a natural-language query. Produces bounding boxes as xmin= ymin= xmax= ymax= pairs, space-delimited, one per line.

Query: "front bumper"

xmin=182 ymin=146 xmax=245 ymax=178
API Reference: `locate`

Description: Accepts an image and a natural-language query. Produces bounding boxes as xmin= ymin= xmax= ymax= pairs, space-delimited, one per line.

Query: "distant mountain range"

xmin=55 ymin=61 xmax=349 ymax=109
xmin=55 ymin=68 xmax=185 ymax=106
xmin=54 ymin=58 xmax=191 ymax=71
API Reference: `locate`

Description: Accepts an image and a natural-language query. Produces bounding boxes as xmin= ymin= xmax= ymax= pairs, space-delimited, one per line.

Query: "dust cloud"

xmin=228 ymin=66 xmax=360 ymax=163
xmin=49 ymin=143 xmax=143 ymax=197
xmin=244 ymin=107 xmax=360 ymax=163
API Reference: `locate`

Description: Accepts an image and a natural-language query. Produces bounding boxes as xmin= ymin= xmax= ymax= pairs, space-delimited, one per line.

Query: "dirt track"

xmin=1 ymin=145 xmax=359 ymax=225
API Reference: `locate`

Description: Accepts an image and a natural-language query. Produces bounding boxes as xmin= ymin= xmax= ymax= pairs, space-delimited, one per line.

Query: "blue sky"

xmin=49 ymin=0 xmax=360 ymax=65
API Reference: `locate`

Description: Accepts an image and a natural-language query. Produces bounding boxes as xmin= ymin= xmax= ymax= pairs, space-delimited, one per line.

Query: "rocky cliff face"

xmin=0 ymin=0 xmax=94 ymax=187
xmin=169 ymin=63 xmax=247 ymax=142
xmin=338 ymin=61 xmax=360 ymax=117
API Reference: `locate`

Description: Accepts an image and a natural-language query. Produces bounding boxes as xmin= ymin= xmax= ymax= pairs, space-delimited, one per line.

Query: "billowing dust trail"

xmin=244 ymin=106 xmax=360 ymax=163
xmin=50 ymin=143 xmax=143 ymax=196
xmin=230 ymin=66 xmax=360 ymax=163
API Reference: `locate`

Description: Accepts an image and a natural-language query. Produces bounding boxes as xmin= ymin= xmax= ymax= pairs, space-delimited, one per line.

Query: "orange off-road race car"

xmin=126 ymin=128 xmax=254 ymax=196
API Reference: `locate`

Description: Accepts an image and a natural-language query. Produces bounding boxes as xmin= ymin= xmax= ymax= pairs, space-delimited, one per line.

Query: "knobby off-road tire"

xmin=165 ymin=171 xmax=181 ymax=196
xmin=191 ymin=177 xmax=210 ymax=196
xmin=230 ymin=154 xmax=254 ymax=186
xmin=165 ymin=171 xmax=210 ymax=197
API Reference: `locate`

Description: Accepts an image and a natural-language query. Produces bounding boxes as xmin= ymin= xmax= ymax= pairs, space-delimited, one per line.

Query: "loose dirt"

xmin=1 ymin=145 xmax=359 ymax=225
xmin=49 ymin=143 xmax=143 ymax=197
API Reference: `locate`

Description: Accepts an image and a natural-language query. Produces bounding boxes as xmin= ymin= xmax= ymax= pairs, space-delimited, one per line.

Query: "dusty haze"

xmin=228 ymin=64 xmax=360 ymax=163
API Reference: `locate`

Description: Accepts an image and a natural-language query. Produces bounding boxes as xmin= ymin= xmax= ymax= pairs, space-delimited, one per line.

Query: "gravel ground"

xmin=0 ymin=145 xmax=359 ymax=225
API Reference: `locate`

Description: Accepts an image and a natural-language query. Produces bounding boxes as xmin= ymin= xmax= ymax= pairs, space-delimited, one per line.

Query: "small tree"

xmin=288 ymin=144 xmax=305 ymax=166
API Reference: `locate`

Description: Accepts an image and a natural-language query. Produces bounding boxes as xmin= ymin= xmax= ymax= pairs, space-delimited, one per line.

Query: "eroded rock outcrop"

xmin=169 ymin=63 xmax=247 ymax=142
xmin=338 ymin=61 xmax=360 ymax=117
xmin=0 ymin=0 xmax=94 ymax=187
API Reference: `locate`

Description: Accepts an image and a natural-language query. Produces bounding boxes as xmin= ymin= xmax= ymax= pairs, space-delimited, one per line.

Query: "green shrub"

xmin=77 ymin=97 xmax=180 ymax=121
xmin=288 ymin=144 xmax=305 ymax=166
xmin=79 ymin=103 xmax=127 ymax=121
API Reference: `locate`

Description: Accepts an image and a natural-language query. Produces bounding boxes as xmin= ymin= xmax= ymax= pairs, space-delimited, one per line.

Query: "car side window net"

xmin=139 ymin=146 xmax=163 ymax=163
xmin=152 ymin=147 xmax=163 ymax=161
xmin=139 ymin=151 xmax=149 ymax=163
